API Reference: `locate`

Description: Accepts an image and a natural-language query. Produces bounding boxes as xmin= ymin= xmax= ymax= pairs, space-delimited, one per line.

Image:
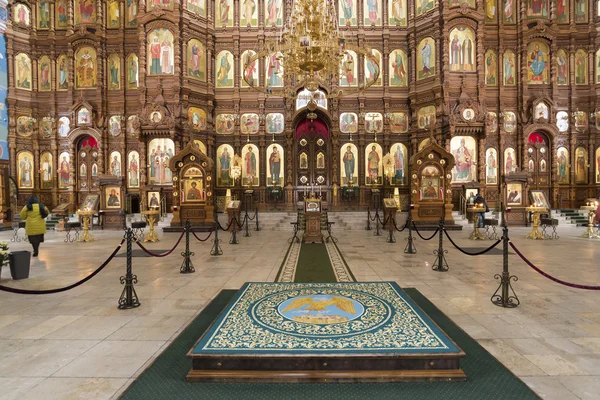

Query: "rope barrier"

xmin=217 ymin=219 xmax=234 ymax=231
xmin=443 ymin=230 xmax=502 ymax=256
xmin=235 ymin=215 xmax=246 ymax=229
xmin=509 ymin=242 xmax=600 ymax=290
xmin=0 ymin=239 xmax=126 ymax=295
xmin=134 ymin=231 xmax=185 ymax=257
xmin=246 ymin=210 xmax=257 ymax=221
xmin=411 ymin=222 xmax=439 ymax=241
xmin=377 ymin=213 xmax=390 ymax=226
xmin=391 ymin=216 xmax=409 ymax=232
xmin=191 ymin=229 xmax=214 ymax=242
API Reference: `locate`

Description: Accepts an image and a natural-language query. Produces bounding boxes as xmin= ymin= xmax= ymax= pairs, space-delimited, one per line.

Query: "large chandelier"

xmin=243 ymin=0 xmax=380 ymax=100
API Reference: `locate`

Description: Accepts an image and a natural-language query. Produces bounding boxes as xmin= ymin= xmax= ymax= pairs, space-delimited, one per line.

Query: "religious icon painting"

xmin=389 ymin=112 xmax=408 ymax=133
xmin=13 ymin=4 xmax=30 ymax=26
xmin=595 ymin=147 xmax=600 ymax=184
xmin=216 ymin=114 xmax=235 ymax=134
xmin=485 ymin=50 xmax=497 ymax=86
xmin=147 ymin=0 xmax=174 ymax=10
xmin=503 ymin=50 xmax=516 ymax=86
xmin=418 ymin=138 xmax=431 ymax=151
xmin=127 ymin=151 xmax=140 ymax=188
xmin=55 ymin=1 xmax=68 ymax=28
xmin=485 ymin=148 xmax=498 ymax=185
xmin=540 ymin=159 xmax=546 ymax=173
xmin=485 ymin=0 xmax=497 ymax=23
xmin=16 ymin=116 xmax=34 ymax=137
xmin=266 ymin=113 xmax=284 ymax=134
xmin=389 ymin=49 xmax=408 ymax=87
xmin=340 ymin=113 xmax=358 ymax=133
xmin=596 ymin=50 xmax=600 ymax=84
xmin=299 ymin=152 xmax=308 ymax=170
xmin=339 ymin=0 xmax=357 ymax=25
xmin=216 ymin=0 xmax=234 ymax=26
xmin=17 ymin=151 xmax=34 ymax=189
xmin=58 ymin=151 xmax=71 ymax=188
xmin=534 ymin=102 xmax=549 ymax=121
xmin=148 ymin=29 xmax=175 ymax=75
xmin=110 ymin=151 xmax=122 ymax=177
xmin=417 ymin=106 xmax=436 ymax=130
xmin=108 ymin=53 xmax=121 ymax=90
xmin=365 ymin=143 xmax=383 ymax=185
xmin=574 ymin=111 xmax=587 ymax=129
xmin=266 ymin=52 xmax=284 ymax=88
xmin=56 ymin=54 xmax=69 ymax=91
xmin=450 ymin=136 xmax=476 ymax=183
xmin=241 ymin=50 xmax=259 ymax=87
xmin=526 ymin=42 xmax=549 ymax=84
xmin=105 ymin=186 xmax=122 ymax=209
xmin=364 ymin=49 xmax=382 ymax=87
xmin=38 ymin=1 xmax=50 ymax=30
xmin=240 ymin=0 xmax=258 ymax=26
xmin=242 ymin=144 xmax=260 ymax=187
xmin=502 ymin=0 xmax=515 ymax=23
xmin=183 ymin=178 xmax=205 ymax=202
xmin=187 ymin=0 xmax=206 ymax=17
xmin=15 ymin=53 xmax=32 ymax=91
xmin=389 ymin=0 xmax=407 ymax=26
xmin=40 ymin=117 xmax=53 ymax=138
xmin=420 ymin=166 xmax=440 ymax=200
xmin=575 ymin=49 xmax=588 ymax=85
xmin=296 ymin=89 xmax=327 ymax=110
xmin=188 ymin=39 xmax=206 ymax=82
xmin=503 ymin=111 xmax=516 ymax=133
xmin=556 ymin=49 xmax=569 ymax=85
xmin=109 ymin=116 xmax=121 ymax=137
xmin=188 ymin=107 xmax=207 ymax=131
xmin=365 ymin=113 xmax=383 ymax=133
xmin=390 ymin=143 xmax=408 ymax=185
xmin=267 ymin=144 xmax=284 ymax=186
xmin=77 ymin=107 xmax=91 ymax=125
xmin=504 ymin=147 xmax=516 ymax=174
xmin=216 ymin=51 xmax=234 ymax=88
xmin=75 ymin=47 xmax=97 ymax=89
xmin=216 ymin=144 xmax=235 ymax=187
xmin=107 ymin=0 xmax=120 ymax=29
xmin=416 ymin=0 xmax=434 ymax=16
xmin=575 ymin=0 xmax=587 ymax=22
xmin=75 ymin=0 xmax=97 ymax=25
xmin=364 ymin=0 xmax=381 ymax=26
xmin=127 ymin=115 xmax=138 ymax=135
xmin=58 ymin=117 xmax=70 ymax=137
xmin=417 ymin=38 xmax=435 ymax=80
xmin=487 ymin=112 xmax=498 ymax=133
xmin=340 ymin=143 xmax=358 ymax=186
xmin=575 ymin=147 xmax=588 ymax=184
xmin=316 ymin=152 xmax=325 ymax=169
xmin=449 ymin=0 xmax=475 ymax=7
xmin=193 ymin=140 xmax=207 ymax=154
xmin=126 ymin=54 xmax=139 ymax=89
xmin=340 ymin=50 xmax=358 ymax=87
xmin=126 ymin=0 xmax=138 ymax=26
xmin=528 ymin=159 xmax=535 ymax=172
xmin=449 ymin=27 xmax=476 ymax=73
xmin=265 ymin=0 xmax=283 ymax=26
xmin=40 ymin=152 xmax=53 ymax=189
xmin=147 ymin=191 xmax=160 ymax=208
xmin=556 ymin=0 xmax=569 ymax=23
xmin=506 ymin=183 xmax=522 ymax=205
xmin=556 ymin=146 xmax=569 ymax=184
xmin=241 ymin=113 xmax=259 ymax=134
xmin=150 ymin=111 xmax=162 ymax=123
xmin=148 ymin=138 xmax=175 ymax=185
xmin=526 ymin=0 xmax=549 ymax=18
xmin=556 ymin=111 xmax=569 ymax=132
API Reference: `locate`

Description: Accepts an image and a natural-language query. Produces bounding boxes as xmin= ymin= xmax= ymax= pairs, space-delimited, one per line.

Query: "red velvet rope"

xmin=191 ymin=229 xmax=214 ymax=242
xmin=0 ymin=239 xmax=126 ymax=295
xmin=134 ymin=231 xmax=185 ymax=257
xmin=510 ymin=241 xmax=600 ymax=290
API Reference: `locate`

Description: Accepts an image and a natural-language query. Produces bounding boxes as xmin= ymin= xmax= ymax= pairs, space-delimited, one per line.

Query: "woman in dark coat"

xmin=19 ymin=196 xmax=47 ymax=257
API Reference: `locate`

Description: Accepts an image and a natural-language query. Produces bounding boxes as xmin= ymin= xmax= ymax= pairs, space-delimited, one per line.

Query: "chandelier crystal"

xmin=243 ymin=0 xmax=380 ymax=100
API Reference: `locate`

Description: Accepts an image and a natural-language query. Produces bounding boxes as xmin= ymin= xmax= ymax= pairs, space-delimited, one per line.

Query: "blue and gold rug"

xmin=191 ymin=282 xmax=461 ymax=355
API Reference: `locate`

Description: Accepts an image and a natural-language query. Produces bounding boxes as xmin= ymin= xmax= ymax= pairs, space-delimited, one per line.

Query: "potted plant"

xmin=0 ymin=241 xmax=8 ymax=278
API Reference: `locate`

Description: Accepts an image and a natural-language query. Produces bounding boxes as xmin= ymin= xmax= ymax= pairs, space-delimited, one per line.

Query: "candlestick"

xmin=319 ymin=184 xmax=322 ymax=197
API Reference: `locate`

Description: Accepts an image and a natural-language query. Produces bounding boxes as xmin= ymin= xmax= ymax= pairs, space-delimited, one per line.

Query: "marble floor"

xmin=0 ymin=217 xmax=599 ymax=399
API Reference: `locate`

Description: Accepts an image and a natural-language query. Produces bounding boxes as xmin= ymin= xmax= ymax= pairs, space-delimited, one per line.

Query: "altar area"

xmin=187 ymin=282 xmax=465 ymax=382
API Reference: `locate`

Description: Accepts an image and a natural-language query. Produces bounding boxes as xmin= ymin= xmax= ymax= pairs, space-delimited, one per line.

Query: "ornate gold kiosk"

xmin=304 ymin=197 xmax=322 ymax=243
xmin=409 ymin=139 xmax=456 ymax=225
xmin=169 ymin=143 xmax=214 ymax=226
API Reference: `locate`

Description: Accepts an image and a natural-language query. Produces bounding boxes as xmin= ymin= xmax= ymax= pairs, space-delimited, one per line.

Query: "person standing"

xmin=474 ymin=192 xmax=488 ymax=228
xmin=20 ymin=196 xmax=47 ymax=257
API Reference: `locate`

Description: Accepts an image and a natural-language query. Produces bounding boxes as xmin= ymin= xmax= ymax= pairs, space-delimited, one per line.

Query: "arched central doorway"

xmin=75 ymin=135 xmax=100 ymax=205
xmin=525 ymin=131 xmax=551 ymax=204
xmin=294 ymin=117 xmax=329 ymax=202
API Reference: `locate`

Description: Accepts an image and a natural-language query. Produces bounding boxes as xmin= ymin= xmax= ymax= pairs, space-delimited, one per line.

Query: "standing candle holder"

xmin=467 ymin=206 xmax=487 ymax=240
xmin=76 ymin=209 xmax=95 ymax=242
xmin=580 ymin=205 xmax=599 ymax=239
xmin=141 ymin=208 xmax=160 ymax=242
xmin=525 ymin=206 xmax=547 ymax=240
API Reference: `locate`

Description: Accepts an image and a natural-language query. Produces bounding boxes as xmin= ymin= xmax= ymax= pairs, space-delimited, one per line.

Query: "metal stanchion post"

xmin=210 ymin=214 xmax=223 ymax=256
xmin=254 ymin=208 xmax=261 ymax=231
xmin=404 ymin=210 xmax=417 ymax=254
xmin=366 ymin=209 xmax=372 ymax=231
xmin=386 ymin=215 xmax=395 ymax=243
xmin=180 ymin=219 xmax=195 ymax=274
xmin=374 ymin=210 xmax=382 ymax=236
xmin=432 ymin=217 xmax=449 ymax=272
xmin=118 ymin=228 xmax=141 ymax=309
xmin=491 ymin=219 xmax=520 ymax=307
xmin=230 ymin=214 xmax=239 ymax=244
xmin=243 ymin=214 xmax=251 ymax=237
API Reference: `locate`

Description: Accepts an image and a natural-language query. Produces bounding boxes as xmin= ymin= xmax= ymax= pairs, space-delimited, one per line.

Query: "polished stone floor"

xmin=0 ymin=216 xmax=599 ymax=400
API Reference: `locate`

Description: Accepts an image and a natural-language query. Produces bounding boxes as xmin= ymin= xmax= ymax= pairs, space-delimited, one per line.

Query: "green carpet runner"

xmin=293 ymin=242 xmax=337 ymax=282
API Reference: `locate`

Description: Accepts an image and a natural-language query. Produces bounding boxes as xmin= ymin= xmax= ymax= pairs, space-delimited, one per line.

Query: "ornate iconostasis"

xmin=2 ymin=0 xmax=600 ymax=218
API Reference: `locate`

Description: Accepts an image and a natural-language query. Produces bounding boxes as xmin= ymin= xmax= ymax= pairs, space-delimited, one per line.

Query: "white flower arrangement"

xmin=0 ymin=241 xmax=10 ymax=266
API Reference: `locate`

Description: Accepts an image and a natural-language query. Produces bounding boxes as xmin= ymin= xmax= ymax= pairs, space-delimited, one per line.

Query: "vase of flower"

xmin=0 ymin=241 xmax=9 ymax=279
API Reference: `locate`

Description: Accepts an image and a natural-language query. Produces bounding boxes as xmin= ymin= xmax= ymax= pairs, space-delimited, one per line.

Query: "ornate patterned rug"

xmin=190 ymin=282 xmax=461 ymax=356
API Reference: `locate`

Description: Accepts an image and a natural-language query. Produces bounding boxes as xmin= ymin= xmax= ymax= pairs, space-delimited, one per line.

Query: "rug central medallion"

xmin=278 ymin=295 xmax=365 ymax=324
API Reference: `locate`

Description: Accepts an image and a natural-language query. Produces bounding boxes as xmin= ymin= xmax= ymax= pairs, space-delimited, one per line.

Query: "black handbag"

xmin=40 ymin=204 xmax=48 ymax=219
